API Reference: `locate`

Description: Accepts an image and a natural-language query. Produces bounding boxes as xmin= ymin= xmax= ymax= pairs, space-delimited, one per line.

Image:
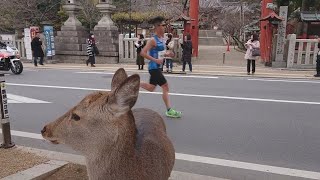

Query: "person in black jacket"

xmin=315 ymin=41 xmax=320 ymax=77
xmin=181 ymin=34 xmax=193 ymax=72
xmin=31 ymin=31 xmax=44 ymax=67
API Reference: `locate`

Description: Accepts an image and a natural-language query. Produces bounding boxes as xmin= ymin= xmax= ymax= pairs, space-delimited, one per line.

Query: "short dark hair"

xmin=186 ymin=34 xmax=191 ymax=41
xmin=252 ymin=33 xmax=259 ymax=41
xmin=148 ymin=16 xmax=166 ymax=25
xmin=139 ymin=34 xmax=144 ymax=39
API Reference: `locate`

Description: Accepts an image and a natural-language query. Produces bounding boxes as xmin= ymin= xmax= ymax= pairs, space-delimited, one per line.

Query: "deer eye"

xmin=71 ymin=113 xmax=80 ymax=121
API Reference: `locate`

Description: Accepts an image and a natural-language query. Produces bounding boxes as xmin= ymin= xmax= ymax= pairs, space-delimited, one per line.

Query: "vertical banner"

xmin=44 ymin=26 xmax=55 ymax=57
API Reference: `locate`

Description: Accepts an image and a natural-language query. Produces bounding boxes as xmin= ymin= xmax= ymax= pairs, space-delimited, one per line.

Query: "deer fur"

xmin=41 ymin=68 xmax=175 ymax=180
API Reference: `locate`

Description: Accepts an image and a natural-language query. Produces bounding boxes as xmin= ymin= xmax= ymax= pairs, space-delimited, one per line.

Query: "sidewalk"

xmin=23 ymin=62 xmax=318 ymax=79
xmin=0 ymin=146 xmax=228 ymax=180
xmin=20 ymin=45 xmax=319 ymax=79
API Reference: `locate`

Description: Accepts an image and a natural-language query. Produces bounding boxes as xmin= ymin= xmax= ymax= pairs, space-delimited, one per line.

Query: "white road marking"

xmin=1 ymin=130 xmax=320 ymax=179
xmin=75 ymin=71 xmax=219 ymax=79
xmin=248 ymin=78 xmax=320 ymax=84
xmin=176 ymin=153 xmax=320 ymax=179
xmin=6 ymin=83 xmax=320 ymax=105
xmin=1 ymin=129 xmax=44 ymax=140
xmin=76 ymin=72 xmax=115 ymax=75
xmin=8 ymin=100 xmax=22 ymax=103
xmin=165 ymin=74 xmax=219 ymax=79
xmin=7 ymin=94 xmax=51 ymax=104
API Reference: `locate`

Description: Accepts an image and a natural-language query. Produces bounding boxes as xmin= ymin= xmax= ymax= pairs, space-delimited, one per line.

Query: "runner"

xmin=140 ymin=16 xmax=182 ymax=118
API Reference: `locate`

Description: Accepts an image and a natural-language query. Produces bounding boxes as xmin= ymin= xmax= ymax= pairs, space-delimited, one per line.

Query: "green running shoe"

xmin=166 ymin=108 xmax=182 ymax=118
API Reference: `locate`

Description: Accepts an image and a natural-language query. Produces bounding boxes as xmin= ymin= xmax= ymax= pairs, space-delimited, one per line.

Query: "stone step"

xmin=199 ymin=30 xmax=223 ymax=38
xmin=199 ymin=37 xmax=225 ymax=46
xmin=57 ymin=31 xmax=88 ymax=37
xmin=55 ymin=37 xmax=87 ymax=44
xmin=55 ymin=44 xmax=83 ymax=51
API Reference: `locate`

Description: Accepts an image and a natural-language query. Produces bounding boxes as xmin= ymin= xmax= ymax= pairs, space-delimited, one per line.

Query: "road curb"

xmin=15 ymin=146 xmax=228 ymax=180
xmin=22 ymin=64 xmax=319 ymax=80
xmin=2 ymin=160 xmax=68 ymax=180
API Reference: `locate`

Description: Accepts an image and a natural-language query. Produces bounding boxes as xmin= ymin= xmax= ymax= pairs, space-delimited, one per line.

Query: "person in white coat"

xmin=244 ymin=34 xmax=260 ymax=75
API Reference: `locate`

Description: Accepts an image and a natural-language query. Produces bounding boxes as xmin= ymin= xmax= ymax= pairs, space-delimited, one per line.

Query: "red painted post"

xmin=260 ymin=0 xmax=273 ymax=64
xmin=189 ymin=0 xmax=199 ymax=57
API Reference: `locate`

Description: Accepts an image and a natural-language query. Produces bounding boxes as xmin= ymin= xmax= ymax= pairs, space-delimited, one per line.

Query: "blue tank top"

xmin=148 ymin=35 xmax=165 ymax=70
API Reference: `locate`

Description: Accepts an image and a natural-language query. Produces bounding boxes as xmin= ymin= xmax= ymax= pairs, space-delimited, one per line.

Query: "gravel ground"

xmin=46 ymin=163 xmax=88 ymax=180
xmin=0 ymin=147 xmax=48 ymax=178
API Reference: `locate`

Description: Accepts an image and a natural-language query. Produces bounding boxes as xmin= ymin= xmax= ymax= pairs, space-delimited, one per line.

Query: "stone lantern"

xmin=63 ymin=0 xmax=82 ymax=27
xmin=54 ymin=0 xmax=89 ymax=63
xmin=93 ymin=0 xmax=119 ymax=63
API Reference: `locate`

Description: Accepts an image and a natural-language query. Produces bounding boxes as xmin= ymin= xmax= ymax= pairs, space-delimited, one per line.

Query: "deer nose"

xmin=41 ymin=126 xmax=47 ymax=134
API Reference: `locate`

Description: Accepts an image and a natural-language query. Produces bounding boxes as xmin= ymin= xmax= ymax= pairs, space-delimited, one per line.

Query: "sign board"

xmin=24 ymin=26 xmax=40 ymax=60
xmin=43 ymin=26 xmax=55 ymax=57
xmin=275 ymin=6 xmax=288 ymax=62
xmin=30 ymin=26 xmax=39 ymax=40
xmin=24 ymin=28 xmax=33 ymax=60
xmin=0 ymin=74 xmax=9 ymax=123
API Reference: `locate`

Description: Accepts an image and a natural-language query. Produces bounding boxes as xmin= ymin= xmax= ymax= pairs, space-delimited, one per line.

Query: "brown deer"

xmin=41 ymin=68 xmax=175 ymax=180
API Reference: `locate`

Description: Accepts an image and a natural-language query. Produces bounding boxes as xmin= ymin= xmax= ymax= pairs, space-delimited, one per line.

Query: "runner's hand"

xmin=155 ymin=59 xmax=163 ymax=65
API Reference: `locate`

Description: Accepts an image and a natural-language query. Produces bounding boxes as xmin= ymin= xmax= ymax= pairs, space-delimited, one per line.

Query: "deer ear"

xmin=111 ymin=68 xmax=128 ymax=91
xmin=109 ymin=74 xmax=140 ymax=113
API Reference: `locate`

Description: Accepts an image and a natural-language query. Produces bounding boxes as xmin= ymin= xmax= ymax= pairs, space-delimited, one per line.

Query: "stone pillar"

xmin=54 ymin=0 xmax=89 ymax=63
xmin=286 ymin=34 xmax=296 ymax=68
xmin=274 ymin=6 xmax=288 ymax=68
xmin=94 ymin=0 xmax=119 ymax=64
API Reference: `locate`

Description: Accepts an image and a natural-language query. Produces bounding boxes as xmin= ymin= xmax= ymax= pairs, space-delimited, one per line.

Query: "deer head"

xmin=41 ymin=68 xmax=140 ymax=155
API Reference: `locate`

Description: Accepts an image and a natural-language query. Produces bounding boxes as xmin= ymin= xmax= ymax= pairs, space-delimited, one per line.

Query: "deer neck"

xmin=86 ymin=113 xmax=137 ymax=180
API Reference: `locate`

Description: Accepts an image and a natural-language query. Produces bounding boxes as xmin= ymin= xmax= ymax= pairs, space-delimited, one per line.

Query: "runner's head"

xmin=149 ymin=16 xmax=167 ymax=37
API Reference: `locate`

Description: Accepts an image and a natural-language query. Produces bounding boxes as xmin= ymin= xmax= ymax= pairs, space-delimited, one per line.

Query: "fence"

xmin=286 ymin=34 xmax=319 ymax=68
xmin=118 ymin=34 xmax=183 ymax=63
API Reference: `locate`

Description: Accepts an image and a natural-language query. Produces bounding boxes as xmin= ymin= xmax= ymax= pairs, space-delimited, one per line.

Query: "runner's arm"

xmin=140 ymin=38 xmax=163 ymax=64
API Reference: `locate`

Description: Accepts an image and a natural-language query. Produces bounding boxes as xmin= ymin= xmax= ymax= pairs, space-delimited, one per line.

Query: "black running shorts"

xmin=149 ymin=69 xmax=167 ymax=86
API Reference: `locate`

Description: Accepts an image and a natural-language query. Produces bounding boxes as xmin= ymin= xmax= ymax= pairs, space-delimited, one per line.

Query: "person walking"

xmin=31 ymin=31 xmax=45 ymax=67
xmin=135 ymin=34 xmax=146 ymax=70
xmin=245 ymin=34 xmax=260 ymax=75
xmin=181 ymin=34 xmax=193 ymax=72
xmin=86 ymin=34 xmax=97 ymax=67
xmin=140 ymin=16 xmax=182 ymax=118
xmin=314 ymin=40 xmax=320 ymax=77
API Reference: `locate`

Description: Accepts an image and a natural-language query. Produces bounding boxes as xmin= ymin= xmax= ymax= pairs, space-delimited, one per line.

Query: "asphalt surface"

xmin=1 ymin=68 xmax=320 ymax=179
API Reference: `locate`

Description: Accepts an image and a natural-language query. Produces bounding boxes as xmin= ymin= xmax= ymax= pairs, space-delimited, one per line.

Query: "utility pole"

xmin=129 ymin=0 xmax=132 ymax=38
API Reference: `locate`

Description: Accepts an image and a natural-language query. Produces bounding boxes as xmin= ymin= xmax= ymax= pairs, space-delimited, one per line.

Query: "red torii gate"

xmin=181 ymin=0 xmax=199 ymax=57
xmin=186 ymin=0 xmax=280 ymax=60
xmin=189 ymin=0 xmax=199 ymax=57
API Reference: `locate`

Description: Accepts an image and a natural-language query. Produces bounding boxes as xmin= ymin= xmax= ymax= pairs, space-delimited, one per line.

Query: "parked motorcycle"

xmin=0 ymin=42 xmax=23 ymax=74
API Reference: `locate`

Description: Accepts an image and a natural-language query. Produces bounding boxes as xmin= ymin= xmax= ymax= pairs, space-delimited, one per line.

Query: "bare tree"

xmin=78 ymin=0 xmax=101 ymax=30
xmin=0 ymin=0 xmax=62 ymax=32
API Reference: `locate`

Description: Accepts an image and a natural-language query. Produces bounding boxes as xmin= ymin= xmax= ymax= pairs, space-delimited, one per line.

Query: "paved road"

xmin=1 ymin=68 xmax=320 ymax=179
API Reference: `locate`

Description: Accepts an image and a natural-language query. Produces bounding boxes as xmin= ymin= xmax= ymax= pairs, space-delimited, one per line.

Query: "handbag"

xmin=165 ymin=50 xmax=175 ymax=58
xmin=252 ymin=48 xmax=260 ymax=57
xmin=93 ymin=45 xmax=99 ymax=55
